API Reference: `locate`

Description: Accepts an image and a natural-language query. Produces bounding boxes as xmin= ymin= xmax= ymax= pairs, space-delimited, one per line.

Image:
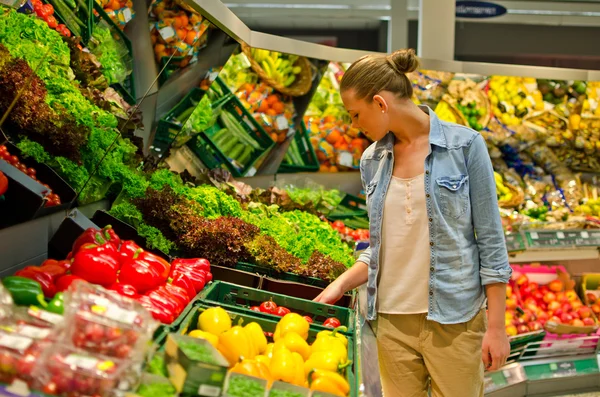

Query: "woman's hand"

xmin=482 ymin=326 xmax=510 ymax=371
xmin=314 ymin=282 xmax=345 ymax=305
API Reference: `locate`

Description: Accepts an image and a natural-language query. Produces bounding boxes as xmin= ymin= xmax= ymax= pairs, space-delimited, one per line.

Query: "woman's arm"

xmin=314 ymin=260 xmax=368 ymax=304
xmin=467 ymin=133 xmax=512 ymax=370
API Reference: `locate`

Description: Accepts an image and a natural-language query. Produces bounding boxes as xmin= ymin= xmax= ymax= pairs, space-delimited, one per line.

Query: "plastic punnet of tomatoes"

xmin=33 ymin=343 xmax=129 ymax=396
xmin=63 ymin=283 xmax=158 ymax=361
xmin=0 ymin=328 xmax=52 ymax=386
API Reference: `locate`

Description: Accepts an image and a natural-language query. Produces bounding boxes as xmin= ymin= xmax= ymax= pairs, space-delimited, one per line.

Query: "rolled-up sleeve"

xmin=467 ymin=134 xmax=512 ymax=285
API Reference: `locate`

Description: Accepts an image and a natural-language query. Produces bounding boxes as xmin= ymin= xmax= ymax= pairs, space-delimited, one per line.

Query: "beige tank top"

xmin=377 ymin=174 xmax=431 ymax=314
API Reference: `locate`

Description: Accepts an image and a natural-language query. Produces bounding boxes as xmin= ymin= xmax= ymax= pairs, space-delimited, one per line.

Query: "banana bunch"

xmin=495 ymin=172 xmax=513 ymax=202
xmin=252 ymin=48 xmax=302 ymax=87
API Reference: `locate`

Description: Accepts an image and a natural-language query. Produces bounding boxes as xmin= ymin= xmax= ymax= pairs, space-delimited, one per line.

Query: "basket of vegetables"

xmin=241 ymin=43 xmax=313 ymax=97
xmin=42 ymin=0 xmax=92 ymax=43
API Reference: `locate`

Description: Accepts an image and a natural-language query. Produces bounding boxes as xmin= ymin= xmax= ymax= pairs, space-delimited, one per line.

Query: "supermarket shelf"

xmin=510 ymin=248 xmax=600 ymax=263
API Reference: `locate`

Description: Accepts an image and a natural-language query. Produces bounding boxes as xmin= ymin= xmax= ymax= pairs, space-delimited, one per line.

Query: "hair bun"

xmin=387 ymin=48 xmax=419 ymax=74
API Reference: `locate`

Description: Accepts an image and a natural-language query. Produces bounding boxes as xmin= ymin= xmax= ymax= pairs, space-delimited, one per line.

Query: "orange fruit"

xmin=266 ymin=109 xmax=278 ymax=117
xmin=266 ymin=95 xmax=279 ymax=105
xmin=270 ymin=133 xmax=278 ymax=142
xmin=271 ymin=102 xmax=284 ymax=114
xmin=180 ymin=57 xmax=190 ymax=68
xmin=258 ymin=101 xmax=270 ymax=113
xmin=154 ymin=44 xmax=165 ymax=55
xmin=319 ymin=164 xmax=329 ymax=172
xmin=326 ymin=130 xmax=342 ymax=145
xmin=176 ymin=29 xmax=187 ymax=40
xmin=329 ymin=166 xmax=339 ymax=172
xmin=185 ymin=30 xmax=197 ymax=45
xmin=179 ymin=14 xmax=189 ymax=27
xmin=277 ymin=133 xmax=286 ymax=143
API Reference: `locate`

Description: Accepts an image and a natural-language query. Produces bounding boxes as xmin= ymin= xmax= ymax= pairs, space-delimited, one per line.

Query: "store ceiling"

xmin=223 ymin=0 xmax=600 ymax=29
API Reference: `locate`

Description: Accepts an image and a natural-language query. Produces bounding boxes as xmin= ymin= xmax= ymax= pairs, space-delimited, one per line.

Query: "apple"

xmin=537 ymin=312 xmax=549 ymax=323
xmin=561 ymin=302 xmax=573 ymax=313
xmin=516 ymin=324 xmax=530 ymax=334
xmin=513 ymin=317 xmax=526 ymax=326
xmin=548 ymin=301 xmax=561 ymax=311
xmin=592 ymin=304 xmax=600 ymax=315
xmin=521 ymin=312 xmax=533 ymax=323
xmin=554 ymin=308 xmax=564 ymax=318
xmin=515 ymin=274 xmax=529 ymax=287
xmin=572 ymin=301 xmax=583 ymax=311
xmin=532 ymin=291 xmax=544 ymax=302
xmin=506 ymin=297 xmax=518 ymax=310
xmin=521 ymin=283 xmax=538 ymax=298
xmin=586 ymin=292 xmax=597 ymax=304
xmin=571 ymin=311 xmax=581 ymax=320
xmin=539 ymin=285 xmax=550 ymax=294
xmin=578 ymin=307 xmax=592 ymax=319
xmin=539 ymin=302 xmax=548 ymax=311
xmin=583 ymin=317 xmax=595 ymax=326
xmin=561 ymin=313 xmax=574 ymax=324
xmin=506 ymin=285 xmax=513 ymax=298
xmin=548 ymin=316 xmax=562 ymax=324
xmin=549 ymin=279 xmax=564 ymax=293
xmin=572 ymin=319 xmax=585 ymax=327
xmin=528 ymin=321 xmax=543 ymax=331
xmin=565 ymin=290 xmax=578 ymax=302
xmin=506 ymin=325 xmax=518 ymax=336
xmin=543 ymin=292 xmax=557 ymax=304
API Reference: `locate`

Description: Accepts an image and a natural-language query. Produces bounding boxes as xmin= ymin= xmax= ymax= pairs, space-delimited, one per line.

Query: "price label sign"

xmin=550 ymin=361 xmax=576 ymax=377
xmin=575 ymin=230 xmax=600 ymax=246
xmin=505 ymin=233 xmax=525 ymax=252
xmin=525 ymin=231 xmax=578 ymax=248
xmin=484 ymin=371 xmax=508 ymax=393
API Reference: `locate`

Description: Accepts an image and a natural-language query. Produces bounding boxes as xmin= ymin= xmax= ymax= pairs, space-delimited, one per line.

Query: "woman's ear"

xmin=373 ymin=94 xmax=388 ymax=114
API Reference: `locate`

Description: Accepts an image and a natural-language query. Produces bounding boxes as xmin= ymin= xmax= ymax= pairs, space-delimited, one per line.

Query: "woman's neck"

xmin=389 ymin=102 xmax=431 ymax=144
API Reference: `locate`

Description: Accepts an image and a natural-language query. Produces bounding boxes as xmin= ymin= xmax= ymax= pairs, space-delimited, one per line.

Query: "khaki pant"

xmin=374 ymin=310 xmax=486 ymax=397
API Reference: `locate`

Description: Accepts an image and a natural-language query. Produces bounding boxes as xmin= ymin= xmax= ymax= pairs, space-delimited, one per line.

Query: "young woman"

xmin=314 ymin=49 xmax=512 ymax=397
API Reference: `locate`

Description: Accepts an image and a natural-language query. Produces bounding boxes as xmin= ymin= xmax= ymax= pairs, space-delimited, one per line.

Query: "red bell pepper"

xmin=118 ymin=240 xmax=142 ymax=264
xmin=119 ymin=250 xmax=169 ymax=294
xmin=0 ymin=171 xmax=7 ymax=196
xmin=14 ymin=268 xmax=56 ymax=298
xmin=72 ymin=228 xmax=106 ymax=254
xmin=70 ymin=243 xmax=120 ymax=287
xmin=137 ymin=295 xmax=176 ymax=324
xmin=171 ymin=266 xmax=206 ymax=293
xmin=41 ymin=259 xmax=71 ymax=271
xmin=107 ymin=283 xmax=139 ymax=299
xmin=55 ymin=275 xmax=85 ymax=292
xmin=101 ymin=225 xmax=121 ymax=250
xmin=163 ymin=283 xmax=191 ymax=309
xmin=169 ymin=258 xmax=210 ymax=278
xmin=171 ymin=273 xmax=196 ymax=301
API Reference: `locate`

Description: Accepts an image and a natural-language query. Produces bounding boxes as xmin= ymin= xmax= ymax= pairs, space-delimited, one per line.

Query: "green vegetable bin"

xmin=199 ymin=281 xmax=354 ymax=335
xmin=176 ymin=302 xmax=359 ymax=397
xmin=327 ymin=193 xmax=368 ymax=220
xmin=233 ymin=262 xmax=330 ymax=289
xmin=200 ymin=95 xmax=275 ymax=177
xmin=278 ymin=122 xmax=320 ymax=173
xmin=43 ymin=0 xmax=92 ymax=44
xmin=91 ymin=2 xmax=136 ymax=104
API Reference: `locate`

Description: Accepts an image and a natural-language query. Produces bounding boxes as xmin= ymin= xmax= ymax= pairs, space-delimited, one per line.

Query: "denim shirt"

xmin=357 ymin=106 xmax=512 ymax=323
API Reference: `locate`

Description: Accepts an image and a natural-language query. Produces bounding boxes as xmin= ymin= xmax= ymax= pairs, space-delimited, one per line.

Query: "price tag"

xmin=28 ymin=307 xmax=64 ymax=325
xmin=122 ymin=7 xmax=133 ymax=23
xmin=338 ymin=151 xmax=354 ymax=168
xmin=245 ymin=167 xmax=257 ymax=177
xmin=0 ymin=334 xmax=32 ymax=351
xmin=65 ymin=354 xmax=100 ymax=370
xmin=208 ymin=71 xmax=219 ymax=82
xmin=275 ymin=116 xmax=289 ymax=131
xmin=581 ymin=231 xmax=590 ymax=239
xmin=158 ymin=26 xmax=176 ymax=42
xmin=198 ymin=385 xmax=221 ymax=397
xmin=530 ymin=232 xmax=539 ymax=240
xmin=243 ymin=117 xmax=256 ymax=131
xmin=18 ymin=325 xmax=50 ymax=340
xmin=105 ymin=306 xmax=138 ymax=325
xmin=550 ymin=361 xmax=576 ymax=376
xmin=557 ymin=231 xmax=565 ymax=239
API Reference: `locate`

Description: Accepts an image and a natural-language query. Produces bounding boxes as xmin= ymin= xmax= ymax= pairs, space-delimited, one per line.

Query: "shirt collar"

xmin=379 ymin=105 xmax=447 ymax=150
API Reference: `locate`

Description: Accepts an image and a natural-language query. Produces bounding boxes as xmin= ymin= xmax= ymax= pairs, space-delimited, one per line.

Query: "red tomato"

xmin=8 ymin=155 xmax=18 ymax=165
xmin=259 ymin=300 xmax=277 ymax=314
xmin=323 ymin=317 xmax=342 ymax=328
xmin=332 ymin=220 xmax=345 ymax=230
xmin=46 ymin=15 xmax=58 ymax=29
xmin=303 ymin=316 xmax=313 ymax=323
xmin=249 ymin=306 xmax=261 ymax=312
xmin=43 ymin=3 xmax=54 ymax=14
xmin=274 ymin=306 xmax=291 ymax=316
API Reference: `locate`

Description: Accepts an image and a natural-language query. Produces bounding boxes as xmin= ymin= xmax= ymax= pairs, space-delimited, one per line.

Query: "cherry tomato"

xmin=46 ymin=15 xmax=58 ymax=29
xmin=16 ymin=163 xmax=27 ymax=173
xmin=274 ymin=306 xmax=291 ymax=316
xmin=249 ymin=306 xmax=261 ymax=312
xmin=332 ymin=220 xmax=345 ymax=230
xmin=38 ymin=3 xmax=52 ymax=17
xmin=33 ymin=3 xmax=44 ymax=15
xmin=43 ymin=3 xmax=54 ymax=14
xmin=8 ymin=155 xmax=18 ymax=165
xmin=259 ymin=300 xmax=277 ymax=314
xmin=323 ymin=317 xmax=342 ymax=328
xmin=303 ymin=316 xmax=313 ymax=323
xmin=26 ymin=167 xmax=36 ymax=178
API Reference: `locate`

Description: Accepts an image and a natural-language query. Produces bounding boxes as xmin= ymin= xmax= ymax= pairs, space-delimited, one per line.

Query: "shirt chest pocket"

xmin=436 ymin=175 xmax=469 ymax=219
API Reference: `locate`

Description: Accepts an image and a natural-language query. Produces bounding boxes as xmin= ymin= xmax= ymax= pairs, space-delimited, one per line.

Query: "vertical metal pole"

xmin=417 ymin=0 xmax=456 ymax=60
xmin=389 ymin=0 xmax=409 ymax=52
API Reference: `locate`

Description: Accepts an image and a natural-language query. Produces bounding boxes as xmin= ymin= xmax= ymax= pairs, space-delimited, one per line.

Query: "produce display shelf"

xmin=278 ymin=121 xmax=320 ymax=173
xmin=42 ymin=0 xmax=93 ymax=44
xmin=234 ymin=261 xmax=330 ymax=289
xmin=198 ymin=281 xmax=355 ymax=335
xmin=175 ymin=301 xmax=360 ymax=397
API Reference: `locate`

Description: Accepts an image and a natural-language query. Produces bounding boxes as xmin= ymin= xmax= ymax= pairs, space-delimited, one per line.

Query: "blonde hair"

xmin=340 ymin=48 xmax=419 ymax=102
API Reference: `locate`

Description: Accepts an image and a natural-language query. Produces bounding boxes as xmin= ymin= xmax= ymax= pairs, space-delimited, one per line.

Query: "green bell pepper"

xmin=2 ymin=276 xmax=47 ymax=308
xmin=46 ymin=292 xmax=64 ymax=314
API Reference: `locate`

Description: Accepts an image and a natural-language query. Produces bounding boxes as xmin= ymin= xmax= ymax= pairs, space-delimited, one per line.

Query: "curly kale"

xmin=303 ymin=251 xmax=348 ymax=282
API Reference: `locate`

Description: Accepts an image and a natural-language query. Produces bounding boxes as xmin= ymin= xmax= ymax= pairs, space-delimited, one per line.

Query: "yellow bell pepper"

xmin=255 ymin=354 xmax=271 ymax=367
xmin=309 ymin=369 xmax=350 ymax=397
xmin=311 ymin=333 xmax=347 ymax=363
xmin=218 ymin=326 xmax=256 ymax=366
xmin=270 ymin=343 xmax=305 ymax=386
xmin=304 ymin=350 xmax=351 ymax=376
xmin=188 ymin=330 xmax=219 ymax=348
xmin=281 ymin=332 xmax=311 ymax=360
xmin=198 ymin=307 xmax=231 ymax=336
xmin=244 ymin=322 xmax=267 ymax=354
xmin=291 ymin=351 xmax=307 ymax=387
xmin=273 ymin=313 xmax=309 ymax=341
xmin=230 ymin=358 xmax=273 ymax=385
xmin=265 ymin=343 xmax=275 ymax=358
xmin=316 ymin=327 xmax=348 ymax=348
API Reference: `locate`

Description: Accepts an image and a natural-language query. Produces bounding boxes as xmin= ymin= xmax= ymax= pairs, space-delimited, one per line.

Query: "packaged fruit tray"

xmin=199 ymin=281 xmax=354 ymax=335
xmin=511 ymin=264 xmax=598 ymax=335
xmin=278 ymin=122 xmax=320 ymax=173
xmin=176 ymin=302 xmax=358 ymax=397
xmin=199 ymin=95 xmax=276 ymax=177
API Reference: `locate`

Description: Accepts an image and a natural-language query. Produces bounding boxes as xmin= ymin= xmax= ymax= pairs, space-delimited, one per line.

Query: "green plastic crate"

xmin=200 ymin=95 xmax=275 ymax=177
xmin=91 ymin=2 xmax=135 ymax=104
xmin=234 ymin=262 xmax=329 ymax=289
xmin=328 ymin=193 xmax=368 ymax=220
xmin=278 ymin=122 xmax=319 ymax=173
xmin=199 ymin=281 xmax=354 ymax=335
xmin=176 ymin=302 xmax=358 ymax=397
xmin=43 ymin=0 xmax=92 ymax=44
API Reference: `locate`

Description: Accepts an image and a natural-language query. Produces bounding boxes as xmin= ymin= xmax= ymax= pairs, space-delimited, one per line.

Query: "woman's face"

xmin=341 ymin=89 xmax=389 ymax=141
